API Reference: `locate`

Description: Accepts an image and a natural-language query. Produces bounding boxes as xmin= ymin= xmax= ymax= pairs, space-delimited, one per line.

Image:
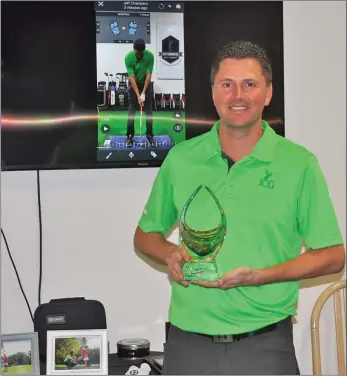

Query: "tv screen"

xmin=1 ymin=1 xmax=284 ymax=171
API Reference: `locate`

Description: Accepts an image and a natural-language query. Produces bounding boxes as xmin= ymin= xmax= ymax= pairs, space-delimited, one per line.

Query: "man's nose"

xmin=231 ymin=83 xmax=244 ymax=99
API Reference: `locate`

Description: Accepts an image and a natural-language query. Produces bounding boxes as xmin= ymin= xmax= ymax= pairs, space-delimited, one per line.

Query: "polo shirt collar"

xmin=133 ymin=51 xmax=145 ymax=61
xmin=206 ymin=119 xmax=278 ymax=162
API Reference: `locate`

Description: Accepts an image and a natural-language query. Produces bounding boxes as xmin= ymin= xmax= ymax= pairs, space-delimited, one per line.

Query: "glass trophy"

xmin=179 ymin=185 xmax=227 ymax=281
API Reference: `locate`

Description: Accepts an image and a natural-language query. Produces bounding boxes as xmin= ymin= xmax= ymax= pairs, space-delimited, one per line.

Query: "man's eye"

xmin=245 ymin=82 xmax=256 ymax=87
xmin=222 ymin=82 xmax=231 ymax=88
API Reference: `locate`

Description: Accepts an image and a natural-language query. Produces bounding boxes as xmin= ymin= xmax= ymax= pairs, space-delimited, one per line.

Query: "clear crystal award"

xmin=179 ymin=185 xmax=227 ymax=281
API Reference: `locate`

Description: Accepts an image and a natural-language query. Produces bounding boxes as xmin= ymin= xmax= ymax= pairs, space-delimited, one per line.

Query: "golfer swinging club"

xmin=124 ymin=38 xmax=155 ymax=148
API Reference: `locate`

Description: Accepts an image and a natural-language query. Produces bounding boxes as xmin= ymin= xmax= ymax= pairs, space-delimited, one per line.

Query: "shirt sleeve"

xmin=297 ymin=154 xmax=344 ymax=249
xmin=146 ymin=51 xmax=154 ymax=73
xmin=138 ymin=154 xmax=178 ymax=234
xmin=125 ymin=54 xmax=135 ymax=76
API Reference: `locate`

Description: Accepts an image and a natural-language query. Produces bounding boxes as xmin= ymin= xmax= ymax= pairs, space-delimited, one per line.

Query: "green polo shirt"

xmin=138 ymin=120 xmax=343 ymax=335
xmin=124 ymin=50 xmax=154 ymax=83
xmin=64 ymin=354 xmax=73 ymax=362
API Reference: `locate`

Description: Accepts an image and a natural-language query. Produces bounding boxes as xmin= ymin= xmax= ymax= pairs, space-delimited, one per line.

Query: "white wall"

xmin=1 ymin=1 xmax=345 ymax=374
xmin=96 ymin=12 xmax=185 ymax=94
xmin=283 ymin=2 xmax=346 ymax=374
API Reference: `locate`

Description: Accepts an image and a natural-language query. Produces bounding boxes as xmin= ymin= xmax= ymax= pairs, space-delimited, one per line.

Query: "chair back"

xmin=311 ymin=280 xmax=346 ymax=375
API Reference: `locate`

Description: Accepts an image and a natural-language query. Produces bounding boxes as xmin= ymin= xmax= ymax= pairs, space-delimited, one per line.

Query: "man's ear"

xmin=265 ymin=83 xmax=273 ymax=106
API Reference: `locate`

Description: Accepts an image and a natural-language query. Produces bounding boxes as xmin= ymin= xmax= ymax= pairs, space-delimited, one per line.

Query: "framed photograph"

xmin=46 ymin=329 xmax=108 ymax=375
xmin=0 ymin=332 xmax=40 ymax=376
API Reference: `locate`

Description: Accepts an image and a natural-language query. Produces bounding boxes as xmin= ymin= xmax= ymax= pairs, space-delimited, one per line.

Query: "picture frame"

xmin=0 ymin=332 xmax=40 ymax=376
xmin=46 ymin=329 xmax=108 ymax=375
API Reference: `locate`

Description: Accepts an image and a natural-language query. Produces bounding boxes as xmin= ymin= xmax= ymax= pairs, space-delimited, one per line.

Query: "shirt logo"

xmin=259 ymin=169 xmax=275 ymax=189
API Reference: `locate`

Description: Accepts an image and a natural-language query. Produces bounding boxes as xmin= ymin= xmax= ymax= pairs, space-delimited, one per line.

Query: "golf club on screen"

xmin=139 ymin=103 xmax=143 ymax=145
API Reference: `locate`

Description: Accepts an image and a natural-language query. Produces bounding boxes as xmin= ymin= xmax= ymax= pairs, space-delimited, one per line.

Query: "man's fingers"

xmin=169 ymin=266 xmax=189 ymax=287
xmin=173 ymin=262 xmax=184 ymax=280
xmin=220 ymin=278 xmax=239 ymax=286
xmin=190 ymin=280 xmax=220 ymax=288
xmin=137 ymin=97 xmax=143 ymax=106
xmin=178 ymin=246 xmax=190 ymax=262
xmin=168 ymin=261 xmax=181 ymax=280
xmin=167 ymin=246 xmax=192 ymax=288
xmin=168 ymin=259 xmax=190 ymax=287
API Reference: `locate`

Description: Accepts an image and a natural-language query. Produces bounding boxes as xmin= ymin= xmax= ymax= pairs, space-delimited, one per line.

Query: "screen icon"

xmin=101 ymin=124 xmax=111 ymax=133
xmin=174 ymin=124 xmax=183 ymax=132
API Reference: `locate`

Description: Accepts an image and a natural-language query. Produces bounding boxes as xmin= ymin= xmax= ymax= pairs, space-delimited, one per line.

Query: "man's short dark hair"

xmin=133 ymin=38 xmax=145 ymax=52
xmin=210 ymin=40 xmax=272 ymax=86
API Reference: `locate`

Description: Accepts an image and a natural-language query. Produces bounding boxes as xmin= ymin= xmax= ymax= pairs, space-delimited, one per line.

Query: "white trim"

xmin=46 ymin=329 xmax=108 ymax=376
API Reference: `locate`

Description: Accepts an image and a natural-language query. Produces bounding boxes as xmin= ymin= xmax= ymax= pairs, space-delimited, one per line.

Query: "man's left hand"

xmin=190 ymin=267 xmax=257 ymax=289
xmin=140 ymin=92 xmax=146 ymax=102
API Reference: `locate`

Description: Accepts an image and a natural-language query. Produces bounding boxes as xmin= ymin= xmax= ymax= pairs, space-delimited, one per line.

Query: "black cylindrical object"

xmin=117 ymin=338 xmax=150 ymax=360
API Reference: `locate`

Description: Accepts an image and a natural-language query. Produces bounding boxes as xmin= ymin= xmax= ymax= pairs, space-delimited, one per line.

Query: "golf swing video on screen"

xmin=95 ymin=1 xmax=186 ymax=164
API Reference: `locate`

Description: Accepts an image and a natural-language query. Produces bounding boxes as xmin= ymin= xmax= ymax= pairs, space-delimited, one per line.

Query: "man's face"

xmin=212 ymin=58 xmax=272 ymax=129
xmin=134 ymin=49 xmax=144 ymax=60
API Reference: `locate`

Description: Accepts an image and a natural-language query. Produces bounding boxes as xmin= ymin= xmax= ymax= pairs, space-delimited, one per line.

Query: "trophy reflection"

xmin=179 ymin=185 xmax=227 ymax=281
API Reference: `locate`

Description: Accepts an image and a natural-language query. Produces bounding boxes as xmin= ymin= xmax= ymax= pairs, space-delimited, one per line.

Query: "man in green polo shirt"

xmin=124 ymin=38 xmax=155 ymax=147
xmin=63 ymin=351 xmax=77 ymax=369
xmin=133 ymin=40 xmax=345 ymax=374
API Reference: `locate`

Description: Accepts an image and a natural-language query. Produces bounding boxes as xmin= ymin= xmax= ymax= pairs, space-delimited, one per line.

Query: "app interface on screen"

xmin=95 ymin=1 xmax=185 ymax=164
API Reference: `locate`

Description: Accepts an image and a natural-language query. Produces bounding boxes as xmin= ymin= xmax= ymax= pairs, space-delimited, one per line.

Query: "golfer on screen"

xmin=124 ymin=38 xmax=155 ymax=148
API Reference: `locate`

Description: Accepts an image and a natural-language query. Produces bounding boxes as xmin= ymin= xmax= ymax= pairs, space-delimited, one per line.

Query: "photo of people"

xmin=53 ymin=336 xmax=101 ymax=371
xmin=95 ymin=1 xmax=186 ymax=163
xmin=1 ymin=340 xmax=33 ymax=374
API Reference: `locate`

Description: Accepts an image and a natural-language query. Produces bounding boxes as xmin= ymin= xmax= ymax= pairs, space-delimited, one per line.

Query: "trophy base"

xmin=182 ymin=261 xmax=221 ymax=281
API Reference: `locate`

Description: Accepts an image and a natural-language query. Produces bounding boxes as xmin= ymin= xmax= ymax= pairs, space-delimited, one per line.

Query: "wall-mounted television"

xmin=1 ymin=1 xmax=284 ymax=171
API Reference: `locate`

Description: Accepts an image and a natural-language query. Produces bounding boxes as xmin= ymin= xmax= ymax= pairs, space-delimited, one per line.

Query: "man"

xmin=133 ymin=40 xmax=345 ymax=375
xmin=64 ymin=351 xmax=77 ymax=370
xmin=124 ymin=38 xmax=155 ymax=147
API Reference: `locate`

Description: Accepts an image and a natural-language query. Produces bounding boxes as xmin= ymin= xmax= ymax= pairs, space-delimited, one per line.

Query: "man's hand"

xmin=137 ymin=94 xmax=144 ymax=107
xmin=166 ymin=246 xmax=191 ymax=287
xmin=140 ymin=92 xmax=146 ymax=102
xmin=190 ymin=267 xmax=255 ymax=289
xmin=189 ymin=244 xmax=346 ymax=289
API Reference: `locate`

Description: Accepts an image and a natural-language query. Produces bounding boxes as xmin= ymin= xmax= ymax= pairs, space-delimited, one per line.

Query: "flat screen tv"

xmin=1 ymin=1 xmax=284 ymax=171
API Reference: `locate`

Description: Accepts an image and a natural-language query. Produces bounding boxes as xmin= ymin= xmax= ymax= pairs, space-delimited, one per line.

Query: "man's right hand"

xmin=137 ymin=94 xmax=144 ymax=107
xmin=166 ymin=245 xmax=191 ymax=287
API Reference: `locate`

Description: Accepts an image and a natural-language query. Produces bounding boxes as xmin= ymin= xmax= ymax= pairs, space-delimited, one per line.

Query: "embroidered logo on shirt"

xmin=259 ymin=169 xmax=275 ymax=189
